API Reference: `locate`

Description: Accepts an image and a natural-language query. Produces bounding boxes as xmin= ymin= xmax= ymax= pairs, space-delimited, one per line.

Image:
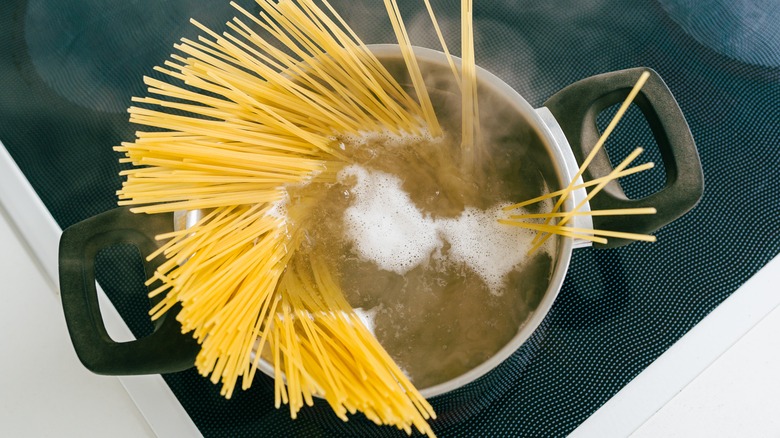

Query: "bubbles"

xmin=439 ymin=206 xmax=536 ymax=295
xmin=339 ymin=165 xmax=441 ymax=275
xmin=339 ymin=164 xmax=543 ymax=295
xmin=339 ymin=127 xmax=438 ymax=151
xmin=266 ymin=192 xmax=289 ymax=221
xmin=290 ymin=108 xmax=557 ymax=388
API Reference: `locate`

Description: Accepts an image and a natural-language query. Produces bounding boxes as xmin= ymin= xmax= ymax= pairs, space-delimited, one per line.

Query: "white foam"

xmin=266 ymin=191 xmax=289 ymax=221
xmin=340 ymin=127 xmax=438 ymax=150
xmin=339 ymin=165 xmax=541 ymax=295
xmin=339 ymin=165 xmax=441 ymax=274
xmin=439 ymin=206 xmax=535 ymax=295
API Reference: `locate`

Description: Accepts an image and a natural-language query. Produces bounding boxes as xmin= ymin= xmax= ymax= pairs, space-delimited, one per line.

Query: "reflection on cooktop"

xmin=24 ymin=0 xmax=236 ymax=113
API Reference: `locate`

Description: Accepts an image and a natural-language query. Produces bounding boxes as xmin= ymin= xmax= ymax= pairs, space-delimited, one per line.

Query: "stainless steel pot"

xmin=59 ymin=45 xmax=703 ymax=400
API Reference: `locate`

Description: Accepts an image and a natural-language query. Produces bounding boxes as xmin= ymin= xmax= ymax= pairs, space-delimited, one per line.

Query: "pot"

xmin=59 ymin=45 xmax=703 ymax=401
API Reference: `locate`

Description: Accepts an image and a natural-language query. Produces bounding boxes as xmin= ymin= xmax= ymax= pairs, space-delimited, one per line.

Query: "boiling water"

xmin=282 ymin=126 xmax=557 ymax=389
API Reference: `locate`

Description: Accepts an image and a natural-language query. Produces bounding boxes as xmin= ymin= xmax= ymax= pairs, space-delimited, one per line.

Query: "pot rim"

xmin=181 ymin=44 xmax=577 ymax=399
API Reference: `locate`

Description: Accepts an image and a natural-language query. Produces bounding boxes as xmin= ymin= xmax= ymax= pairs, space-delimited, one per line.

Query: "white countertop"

xmin=578 ymin=254 xmax=780 ymax=437
xmin=0 ymin=202 xmax=154 ymax=437
xmin=0 ymin=143 xmax=199 ymax=437
xmin=1 ymin=141 xmax=778 ymax=437
xmin=632 ymin=300 xmax=780 ymax=437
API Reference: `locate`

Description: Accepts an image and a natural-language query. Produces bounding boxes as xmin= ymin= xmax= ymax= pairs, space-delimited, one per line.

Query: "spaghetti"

xmin=500 ymin=72 xmax=659 ymax=251
xmin=460 ymin=0 xmax=479 ymax=169
xmin=116 ymin=0 xmax=658 ymax=435
xmin=117 ymin=0 xmax=448 ymax=435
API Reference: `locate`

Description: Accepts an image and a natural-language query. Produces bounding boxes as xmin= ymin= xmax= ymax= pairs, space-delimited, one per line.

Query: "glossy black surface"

xmin=2 ymin=0 xmax=779 ymax=436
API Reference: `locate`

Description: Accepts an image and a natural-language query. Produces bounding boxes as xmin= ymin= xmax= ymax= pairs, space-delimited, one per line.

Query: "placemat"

xmin=1 ymin=0 xmax=778 ymax=436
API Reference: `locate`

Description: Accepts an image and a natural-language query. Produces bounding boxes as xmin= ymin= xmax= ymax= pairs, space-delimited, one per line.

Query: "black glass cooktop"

xmin=1 ymin=1 xmax=779 ymax=436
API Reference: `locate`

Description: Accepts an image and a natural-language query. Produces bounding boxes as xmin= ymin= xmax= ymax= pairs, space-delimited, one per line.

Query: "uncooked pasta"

xmin=116 ymin=1 xmax=657 ymax=436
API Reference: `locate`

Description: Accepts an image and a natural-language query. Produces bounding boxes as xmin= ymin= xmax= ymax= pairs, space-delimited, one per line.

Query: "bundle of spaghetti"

xmin=270 ymin=255 xmax=436 ymax=435
xmin=117 ymin=0 xmax=435 ymax=214
xmin=143 ymin=203 xmax=293 ymax=394
xmin=115 ymin=0 xmax=448 ymax=435
xmin=501 ymin=71 xmax=658 ymax=250
xmin=144 ymin=200 xmax=437 ymax=436
xmin=383 ymin=0 xmax=442 ymax=137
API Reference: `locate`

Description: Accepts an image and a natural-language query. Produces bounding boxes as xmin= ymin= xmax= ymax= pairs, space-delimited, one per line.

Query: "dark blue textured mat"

xmin=2 ymin=1 xmax=779 ymax=436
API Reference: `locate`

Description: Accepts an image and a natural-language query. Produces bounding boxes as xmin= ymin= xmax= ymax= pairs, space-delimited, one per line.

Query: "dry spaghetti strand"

xmin=530 ymin=71 xmax=651 ymax=246
xmin=461 ymin=0 xmax=479 ymax=170
xmin=384 ymin=0 xmax=442 ymax=136
xmin=501 ymin=162 xmax=655 ymax=211
xmin=423 ymin=0 xmax=461 ymax=90
xmin=117 ymin=1 xmax=441 ymax=436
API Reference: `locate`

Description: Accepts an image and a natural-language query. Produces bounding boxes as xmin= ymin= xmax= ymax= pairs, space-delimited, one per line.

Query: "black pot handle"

xmin=59 ymin=207 xmax=199 ymax=375
xmin=544 ymin=67 xmax=704 ymax=248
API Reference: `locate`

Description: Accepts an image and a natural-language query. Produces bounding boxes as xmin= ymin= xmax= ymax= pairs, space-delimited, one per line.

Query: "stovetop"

xmin=1 ymin=0 xmax=778 ymax=436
